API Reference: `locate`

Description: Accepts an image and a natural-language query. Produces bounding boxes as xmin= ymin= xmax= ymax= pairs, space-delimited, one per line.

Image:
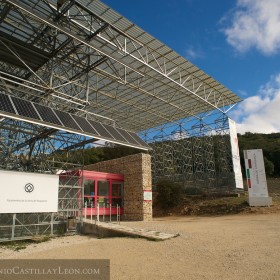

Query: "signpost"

xmin=244 ymin=149 xmax=272 ymax=206
xmin=144 ymin=190 xmax=152 ymax=201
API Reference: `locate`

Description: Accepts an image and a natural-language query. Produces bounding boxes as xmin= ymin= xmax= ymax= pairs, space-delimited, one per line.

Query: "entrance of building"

xmin=83 ymin=170 xmax=124 ymax=217
xmin=59 ymin=170 xmax=124 ymax=220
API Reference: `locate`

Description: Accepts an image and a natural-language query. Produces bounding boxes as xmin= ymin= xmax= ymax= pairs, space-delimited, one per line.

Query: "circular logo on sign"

xmin=25 ymin=183 xmax=34 ymax=193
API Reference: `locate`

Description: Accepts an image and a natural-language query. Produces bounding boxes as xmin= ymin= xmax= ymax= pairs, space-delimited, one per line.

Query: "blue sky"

xmin=101 ymin=0 xmax=280 ymax=134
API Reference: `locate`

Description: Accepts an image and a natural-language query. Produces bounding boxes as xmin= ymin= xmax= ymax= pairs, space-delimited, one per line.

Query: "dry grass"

xmin=154 ymin=178 xmax=280 ymax=217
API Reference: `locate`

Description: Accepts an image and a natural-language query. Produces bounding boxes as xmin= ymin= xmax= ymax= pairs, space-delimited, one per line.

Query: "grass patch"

xmin=0 ymin=235 xmax=53 ymax=251
xmin=202 ymin=196 xmax=248 ymax=207
xmin=31 ymin=235 xmax=52 ymax=243
xmin=0 ymin=241 xmax=28 ymax=251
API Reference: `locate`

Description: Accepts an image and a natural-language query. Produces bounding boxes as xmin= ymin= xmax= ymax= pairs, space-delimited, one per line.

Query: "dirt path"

xmin=1 ymin=214 xmax=279 ymax=280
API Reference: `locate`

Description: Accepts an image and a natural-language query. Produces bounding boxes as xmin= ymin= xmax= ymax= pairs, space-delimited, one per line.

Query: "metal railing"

xmin=84 ymin=202 xmax=121 ymax=225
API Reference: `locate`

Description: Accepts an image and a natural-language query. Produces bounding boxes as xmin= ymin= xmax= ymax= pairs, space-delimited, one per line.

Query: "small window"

xmin=97 ymin=181 xmax=109 ymax=196
xmin=112 ymin=183 xmax=123 ymax=197
xmin=84 ymin=179 xmax=94 ymax=196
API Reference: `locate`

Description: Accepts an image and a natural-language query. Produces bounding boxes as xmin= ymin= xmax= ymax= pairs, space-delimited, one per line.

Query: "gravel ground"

xmin=0 ymin=213 xmax=279 ymax=280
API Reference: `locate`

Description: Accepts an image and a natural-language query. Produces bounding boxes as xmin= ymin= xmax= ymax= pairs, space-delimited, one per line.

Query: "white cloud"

xmin=171 ymin=130 xmax=189 ymax=140
xmin=185 ymin=46 xmax=204 ymax=60
xmin=236 ymin=89 xmax=249 ymax=97
xmin=230 ymin=74 xmax=280 ymax=133
xmin=222 ymin=0 xmax=280 ymax=55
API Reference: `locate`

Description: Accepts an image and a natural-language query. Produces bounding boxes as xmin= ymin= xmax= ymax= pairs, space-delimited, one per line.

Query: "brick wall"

xmin=85 ymin=153 xmax=152 ymax=221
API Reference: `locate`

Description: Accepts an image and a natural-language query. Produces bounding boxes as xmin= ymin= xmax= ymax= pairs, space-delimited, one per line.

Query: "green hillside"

xmin=238 ymin=132 xmax=280 ymax=177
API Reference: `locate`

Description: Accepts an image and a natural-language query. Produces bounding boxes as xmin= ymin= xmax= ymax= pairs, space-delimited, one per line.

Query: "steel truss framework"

xmin=143 ymin=111 xmax=234 ymax=192
xmin=0 ymin=119 xmax=85 ymax=241
xmin=0 ymin=0 xmax=241 ymax=131
xmin=0 ymin=0 xmax=241 ymax=240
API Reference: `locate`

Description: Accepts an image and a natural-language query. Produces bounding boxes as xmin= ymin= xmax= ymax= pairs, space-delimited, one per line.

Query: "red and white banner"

xmin=228 ymin=119 xmax=243 ymax=189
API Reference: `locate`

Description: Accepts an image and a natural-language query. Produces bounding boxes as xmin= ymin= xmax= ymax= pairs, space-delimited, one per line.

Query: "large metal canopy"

xmin=0 ymin=0 xmax=241 ymax=242
xmin=0 ymin=0 xmax=241 ymax=133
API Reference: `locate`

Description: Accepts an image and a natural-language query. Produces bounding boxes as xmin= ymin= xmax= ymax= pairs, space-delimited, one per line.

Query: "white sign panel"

xmin=228 ymin=119 xmax=244 ymax=189
xmin=144 ymin=190 xmax=152 ymax=201
xmin=0 ymin=170 xmax=59 ymax=213
xmin=244 ymin=149 xmax=268 ymax=197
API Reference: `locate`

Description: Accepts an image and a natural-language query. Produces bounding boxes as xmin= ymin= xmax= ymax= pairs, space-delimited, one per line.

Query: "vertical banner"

xmin=244 ymin=149 xmax=268 ymax=197
xmin=228 ymin=118 xmax=244 ymax=189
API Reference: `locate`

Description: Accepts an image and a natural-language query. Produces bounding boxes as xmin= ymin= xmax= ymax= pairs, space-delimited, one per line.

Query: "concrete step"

xmin=83 ymin=219 xmax=179 ymax=241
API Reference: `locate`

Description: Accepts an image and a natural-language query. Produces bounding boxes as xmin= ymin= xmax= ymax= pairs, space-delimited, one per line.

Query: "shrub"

xmin=184 ymin=187 xmax=203 ymax=195
xmin=156 ymin=179 xmax=183 ymax=208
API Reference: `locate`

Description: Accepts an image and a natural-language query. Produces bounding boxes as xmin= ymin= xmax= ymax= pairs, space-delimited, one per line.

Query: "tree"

xmin=156 ymin=179 xmax=183 ymax=208
xmin=264 ymin=156 xmax=274 ymax=176
xmin=238 ymin=132 xmax=280 ymax=177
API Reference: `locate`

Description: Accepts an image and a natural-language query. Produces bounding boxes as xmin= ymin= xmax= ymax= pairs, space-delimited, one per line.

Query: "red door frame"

xmin=81 ymin=170 xmax=124 ymax=216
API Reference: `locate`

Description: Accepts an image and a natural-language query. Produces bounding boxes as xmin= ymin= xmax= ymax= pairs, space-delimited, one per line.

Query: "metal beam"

xmin=11 ymin=128 xmax=57 ymax=153
xmin=55 ymin=137 xmax=99 ymax=152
